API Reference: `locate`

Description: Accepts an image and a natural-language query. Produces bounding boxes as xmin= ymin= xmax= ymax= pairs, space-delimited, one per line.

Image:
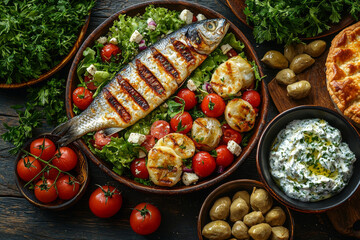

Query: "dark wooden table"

xmin=0 ymin=0 xmax=357 ymax=239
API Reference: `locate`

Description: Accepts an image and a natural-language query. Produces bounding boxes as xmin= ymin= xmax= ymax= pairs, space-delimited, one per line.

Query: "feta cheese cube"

xmin=221 ymin=44 xmax=233 ymax=55
xmin=227 ymin=140 xmax=242 ymax=156
xmin=162 ymin=102 xmax=168 ymax=108
xmin=130 ymin=30 xmax=143 ymax=44
xmin=109 ymin=37 xmax=118 ymax=45
xmin=179 ymin=9 xmax=193 ymax=24
xmin=86 ymin=64 xmax=97 ymax=76
xmin=182 ymin=172 xmax=199 ymax=186
xmin=128 ymin=133 xmax=146 ymax=145
xmin=187 ymin=79 xmax=197 ymax=91
xmin=138 ymin=150 xmax=146 ymax=158
xmin=196 ymin=14 xmax=206 ymax=21
xmin=97 ymin=36 xmax=107 ymax=45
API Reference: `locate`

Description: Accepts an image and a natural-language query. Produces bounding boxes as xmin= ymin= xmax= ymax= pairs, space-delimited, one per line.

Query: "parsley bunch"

xmin=0 ymin=0 xmax=95 ymax=84
xmin=244 ymin=0 xmax=360 ymax=44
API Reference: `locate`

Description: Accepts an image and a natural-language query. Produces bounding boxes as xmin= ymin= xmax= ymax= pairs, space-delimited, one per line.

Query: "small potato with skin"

xmin=289 ymin=54 xmax=315 ymax=74
xmin=243 ymin=211 xmax=265 ymax=227
xmin=305 ymin=40 xmax=326 ymax=57
xmin=261 ymin=50 xmax=288 ymax=69
xmin=287 ymin=80 xmax=311 ymax=99
xmin=271 ymin=226 xmax=289 ymax=240
xmin=232 ymin=221 xmax=250 ymax=240
xmin=248 ymin=223 xmax=272 ymax=240
xmin=230 ymin=197 xmax=249 ymax=222
xmin=284 ymin=44 xmax=296 ymax=62
xmin=275 ymin=69 xmax=297 ymax=85
xmin=265 ymin=207 xmax=286 ymax=226
xmin=202 ymin=220 xmax=232 ymax=240
xmin=210 ymin=196 xmax=231 ymax=221
xmin=250 ymin=188 xmax=273 ymax=214
xmin=232 ymin=191 xmax=250 ymax=206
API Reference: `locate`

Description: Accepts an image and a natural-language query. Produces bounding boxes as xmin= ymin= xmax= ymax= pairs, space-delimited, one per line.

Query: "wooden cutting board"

xmin=268 ymin=50 xmax=360 ymax=238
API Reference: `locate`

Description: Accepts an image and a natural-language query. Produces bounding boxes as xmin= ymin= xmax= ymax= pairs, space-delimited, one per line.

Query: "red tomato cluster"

xmin=17 ymin=137 xmax=81 ymax=203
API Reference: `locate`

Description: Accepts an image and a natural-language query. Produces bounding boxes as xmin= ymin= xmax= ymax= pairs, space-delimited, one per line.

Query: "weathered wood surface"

xmin=0 ymin=0 xmax=357 ymax=239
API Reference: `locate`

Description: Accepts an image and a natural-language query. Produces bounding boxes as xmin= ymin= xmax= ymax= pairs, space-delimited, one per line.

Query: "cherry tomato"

xmin=30 ymin=137 xmax=56 ymax=161
xmin=226 ymin=48 xmax=238 ymax=58
xmin=176 ymin=89 xmax=197 ymax=110
xmin=94 ymin=130 xmax=118 ymax=150
xmin=52 ymin=147 xmax=78 ymax=172
xmin=242 ymin=90 xmax=261 ymax=108
xmin=56 ymin=175 xmax=80 ymax=200
xmin=201 ymin=93 xmax=226 ymax=118
xmin=72 ymin=87 xmax=93 ymax=111
xmin=215 ymin=145 xmax=234 ymax=168
xmin=101 ymin=43 xmax=121 ymax=63
xmin=150 ymin=120 xmax=170 ymax=139
xmin=130 ymin=203 xmax=161 ymax=235
xmin=130 ymin=158 xmax=149 ymax=179
xmin=84 ymin=75 xmax=97 ymax=90
xmin=222 ymin=129 xmax=242 ymax=145
xmin=43 ymin=166 xmax=64 ymax=180
xmin=221 ymin=123 xmax=231 ymax=132
xmin=17 ymin=156 xmax=42 ymax=182
xmin=34 ymin=179 xmax=58 ymax=203
xmin=192 ymin=151 xmax=216 ymax=178
xmin=141 ymin=135 xmax=156 ymax=152
xmin=192 ymin=15 xmax=197 ymax=22
xmin=170 ymin=112 xmax=193 ymax=134
xmin=89 ymin=185 xmax=122 ymax=218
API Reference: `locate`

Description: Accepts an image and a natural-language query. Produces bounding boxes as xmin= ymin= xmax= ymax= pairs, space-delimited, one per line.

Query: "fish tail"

xmin=52 ymin=117 xmax=83 ymax=146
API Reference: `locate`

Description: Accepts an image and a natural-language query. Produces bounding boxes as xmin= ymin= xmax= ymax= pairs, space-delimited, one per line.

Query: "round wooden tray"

xmin=0 ymin=13 xmax=91 ymax=89
xmin=225 ymin=0 xmax=355 ymax=40
xmin=66 ymin=1 xmax=269 ymax=194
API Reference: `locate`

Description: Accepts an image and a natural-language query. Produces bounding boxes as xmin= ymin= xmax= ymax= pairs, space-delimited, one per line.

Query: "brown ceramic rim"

xmin=256 ymin=105 xmax=360 ymax=213
xmin=14 ymin=133 xmax=89 ymax=210
xmin=225 ymin=0 xmax=355 ymax=40
xmin=66 ymin=0 xmax=269 ymax=194
xmin=197 ymin=179 xmax=294 ymax=239
xmin=0 ymin=13 xmax=91 ymax=89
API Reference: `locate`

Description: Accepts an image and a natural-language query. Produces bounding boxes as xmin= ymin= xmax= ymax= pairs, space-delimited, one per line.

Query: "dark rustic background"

xmin=0 ymin=0 xmax=357 ymax=239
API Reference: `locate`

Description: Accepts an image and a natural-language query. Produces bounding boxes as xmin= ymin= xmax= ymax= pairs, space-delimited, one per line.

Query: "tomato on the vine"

xmin=30 ymin=137 xmax=56 ymax=161
xmin=34 ymin=179 xmax=58 ymax=203
xmin=17 ymin=156 xmax=42 ymax=182
xmin=130 ymin=158 xmax=149 ymax=179
xmin=130 ymin=203 xmax=161 ymax=235
xmin=176 ymin=89 xmax=197 ymax=110
xmin=192 ymin=151 xmax=216 ymax=178
xmin=43 ymin=166 xmax=63 ymax=180
xmin=101 ymin=43 xmax=121 ymax=63
xmin=56 ymin=175 xmax=80 ymax=200
xmin=72 ymin=87 xmax=93 ymax=110
xmin=94 ymin=130 xmax=118 ymax=150
xmin=242 ymin=90 xmax=261 ymax=108
xmin=170 ymin=112 xmax=192 ymax=134
xmin=215 ymin=145 xmax=234 ymax=168
xmin=222 ymin=129 xmax=242 ymax=145
xmin=150 ymin=120 xmax=170 ymax=139
xmin=201 ymin=93 xmax=225 ymax=118
xmin=89 ymin=185 xmax=122 ymax=218
xmin=52 ymin=147 xmax=78 ymax=172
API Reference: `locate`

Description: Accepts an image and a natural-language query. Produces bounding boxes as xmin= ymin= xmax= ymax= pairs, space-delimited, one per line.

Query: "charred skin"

xmin=53 ymin=19 xmax=230 ymax=145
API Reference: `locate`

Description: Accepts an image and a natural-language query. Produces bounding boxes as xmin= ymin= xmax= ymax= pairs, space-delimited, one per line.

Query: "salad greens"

xmin=244 ymin=0 xmax=360 ymax=44
xmin=0 ymin=0 xmax=95 ymax=84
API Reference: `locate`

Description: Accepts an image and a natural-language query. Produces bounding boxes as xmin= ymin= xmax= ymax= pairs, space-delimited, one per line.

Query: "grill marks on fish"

xmin=116 ymin=75 xmax=150 ymax=111
xmin=135 ymin=59 xmax=166 ymax=96
xmin=103 ymin=88 xmax=132 ymax=123
xmin=171 ymin=39 xmax=195 ymax=63
xmin=151 ymin=47 xmax=180 ymax=82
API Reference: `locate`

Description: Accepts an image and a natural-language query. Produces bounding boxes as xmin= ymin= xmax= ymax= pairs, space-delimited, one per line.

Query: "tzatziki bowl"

xmin=256 ymin=106 xmax=360 ymax=213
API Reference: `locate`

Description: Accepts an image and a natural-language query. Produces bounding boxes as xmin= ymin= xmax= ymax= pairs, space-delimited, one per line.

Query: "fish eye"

xmin=206 ymin=22 xmax=216 ymax=31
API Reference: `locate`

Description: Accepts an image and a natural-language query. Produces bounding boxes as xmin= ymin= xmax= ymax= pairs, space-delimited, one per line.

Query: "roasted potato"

xmin=305 ymin=40 xmax=326 ymax=57
xmin=250 ymin=188 xmax=273 ymax=214
xmin=232 ymin=221 xmax=250 ymax=240
xmin=289 ymin=54 xmax=315 ymax=74
xmin=271 ymin=226 xmax=290 ymax=240
xmin=210 ymin=196 xmax=231 ymax=221
xmin=261 ymin=50 xmax=288 ymax=69
xmin=275 ymin=69 xmax=297 ymax=85
xmin=287 ymin=80 xmax=311 ymax=99
xmin=243 ymin=211 xmax=265 ymax=227
xmin=265 ymin=207 xmax=286 ymax=226
xmin=232 ymin=191 xmax=250 ymax=206
xmin=202 ymin=220 xmax=232 ymax=240
xmin=248 ymin=223 xmax=272 ymax=240
xmin=230 ymin=197 xmax=249 ymax=222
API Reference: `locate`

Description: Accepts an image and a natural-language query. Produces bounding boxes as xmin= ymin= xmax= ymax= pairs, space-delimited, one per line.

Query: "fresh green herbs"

xmin=244 ymin=0 xmax=360 ymax=44
xmin=0 ymin=0 xmax=95 ymax=84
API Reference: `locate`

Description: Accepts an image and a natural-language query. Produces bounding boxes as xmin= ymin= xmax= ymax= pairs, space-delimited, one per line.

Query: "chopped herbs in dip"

xmin=270 ymin=119 xmax=356 ymax=202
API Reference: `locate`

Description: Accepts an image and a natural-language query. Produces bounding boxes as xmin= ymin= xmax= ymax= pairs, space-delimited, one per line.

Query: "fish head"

xmin=186 ymin=18 xmax=230 ymax=55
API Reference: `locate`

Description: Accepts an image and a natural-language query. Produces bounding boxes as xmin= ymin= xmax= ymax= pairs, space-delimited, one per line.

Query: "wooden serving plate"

xmin=225 ymin=0 xmax=355 ymax=40
xmin=65 ymin=1 xmax=269 ymax=194
xmin=0 ymin=13 xmax=91 ymax=89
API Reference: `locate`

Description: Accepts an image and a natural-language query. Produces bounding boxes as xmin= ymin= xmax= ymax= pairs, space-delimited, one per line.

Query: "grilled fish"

xmin=53 ymin=19 xmax=230 ymax=145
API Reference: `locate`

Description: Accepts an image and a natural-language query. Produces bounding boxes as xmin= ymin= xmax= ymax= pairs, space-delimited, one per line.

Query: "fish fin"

xmin=52 ymin=118 xmax=81 ymax=146
xmin=103 ymin=127 xmax=123 ymax=136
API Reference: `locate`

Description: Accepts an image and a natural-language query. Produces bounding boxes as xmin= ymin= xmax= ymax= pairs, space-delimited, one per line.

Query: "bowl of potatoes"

xmin=198 ymin=179 xmax=294 ymax=240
